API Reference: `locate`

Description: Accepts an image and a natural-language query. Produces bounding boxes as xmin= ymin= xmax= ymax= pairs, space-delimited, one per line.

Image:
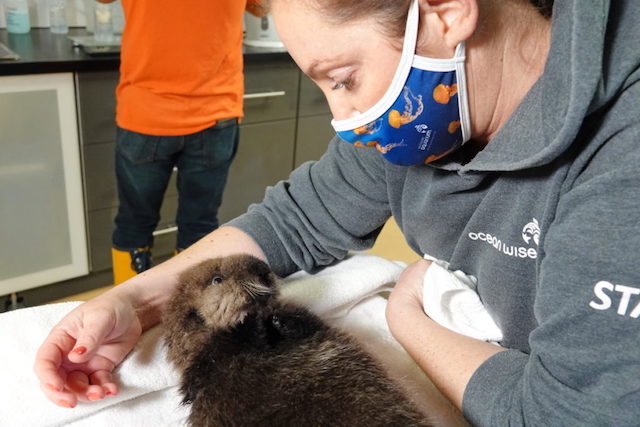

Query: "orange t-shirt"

xmin=116 ymin=0 xmax=256 ymax=136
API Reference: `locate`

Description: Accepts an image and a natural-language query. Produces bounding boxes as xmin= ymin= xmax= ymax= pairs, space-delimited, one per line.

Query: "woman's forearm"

xmin=386 ymin=260 xmax=505 ymax=409
xmin=387 ymin=293 xmax=504 ymax=409
xmin=112 ymin=226 xmax=266 ymax=331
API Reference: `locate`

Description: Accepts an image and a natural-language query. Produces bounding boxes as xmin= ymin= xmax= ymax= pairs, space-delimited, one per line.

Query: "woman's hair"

xmin=304 ymin=0 xmax=412 ymax=38
xmin=268 ymin=0 xmax=554 ymax=38
xmin=528 ymin=0 xmax=554 ymax=17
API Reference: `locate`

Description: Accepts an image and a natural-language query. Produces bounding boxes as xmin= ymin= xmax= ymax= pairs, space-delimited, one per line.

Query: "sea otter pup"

xmin=163 ymin=254 xmax=432 ymax=427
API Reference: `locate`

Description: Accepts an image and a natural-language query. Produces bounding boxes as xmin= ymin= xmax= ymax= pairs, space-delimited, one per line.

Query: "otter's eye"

xmin=210 ymin=276 xmax=223 ymax=286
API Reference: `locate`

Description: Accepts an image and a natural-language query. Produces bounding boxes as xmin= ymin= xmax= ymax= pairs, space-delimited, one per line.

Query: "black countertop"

xmin=0 ymin=28 xmax=290 ymax=76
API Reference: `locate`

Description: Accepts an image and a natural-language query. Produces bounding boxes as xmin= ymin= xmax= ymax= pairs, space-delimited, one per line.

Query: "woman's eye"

xmin=210 ymin=276 xmax=223 ymax=286
xmin=331 ymin=76 xmax=353 ymax=91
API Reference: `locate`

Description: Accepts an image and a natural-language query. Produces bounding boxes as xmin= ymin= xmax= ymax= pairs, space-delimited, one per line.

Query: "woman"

xmin=35 ymin=0 xmax=639 ymax=425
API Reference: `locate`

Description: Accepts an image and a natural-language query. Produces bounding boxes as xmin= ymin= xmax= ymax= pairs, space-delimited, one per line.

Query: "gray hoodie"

xmin=228 ymin=0 xmax=640 ymax=424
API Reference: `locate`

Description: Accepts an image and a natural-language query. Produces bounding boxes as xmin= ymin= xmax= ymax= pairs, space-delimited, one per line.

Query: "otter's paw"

xmin=270 ymin=313 xmax=312 ymax=339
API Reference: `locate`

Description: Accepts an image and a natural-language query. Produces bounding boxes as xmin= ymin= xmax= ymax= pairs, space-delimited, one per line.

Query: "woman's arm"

xmin=34 ymin=226 xmax=265 ymax=407
xmin=386 ymin=259 xmax=504 ymax=409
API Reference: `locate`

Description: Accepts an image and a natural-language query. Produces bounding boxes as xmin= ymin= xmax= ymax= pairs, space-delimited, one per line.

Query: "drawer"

xmin=86 ymin=207 xmax=116 ymax=271
xmin=242 ymin=61 xmax=299 ymax=124
xmin=298 ymin=74 xmax=331 ymax=117
xmin=76 ymin=71 xmax=119 ymax=145
xmin=294 ymin=114 xmax=335 ymax=167
xmin=76 ymin=61 xmax=299 ymax=141
xmin=83 ymin=141 xmax=117 ymax=211
xmin=219 ymin=119 xmax=296 ymax=223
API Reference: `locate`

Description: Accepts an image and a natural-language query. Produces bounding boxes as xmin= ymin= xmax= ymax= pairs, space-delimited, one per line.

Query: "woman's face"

xmin=271 ymin=1 xmax=402 ymax=121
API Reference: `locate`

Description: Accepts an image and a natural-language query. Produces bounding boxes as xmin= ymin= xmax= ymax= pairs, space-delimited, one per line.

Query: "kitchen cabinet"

xmin=0 ymin=73 xmax=88 ymax=295
xmin=219 ymin=60 xmax=300 ymax=222
xmin=294 ymin=74 xmax=335 ymax=167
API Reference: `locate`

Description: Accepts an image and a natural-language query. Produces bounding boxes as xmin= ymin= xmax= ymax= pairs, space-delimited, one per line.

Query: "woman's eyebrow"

xmin=306 ymin=55 xmax=349 ymax=79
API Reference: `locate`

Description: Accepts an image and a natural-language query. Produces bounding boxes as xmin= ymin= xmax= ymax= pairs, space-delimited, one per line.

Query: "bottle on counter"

xmin=4 ymin=0 xmax=31 ymax=34
xmin=94 ymin=0 xmax=114 ymax=43
xmin=48 ymin=0 xmax=68 ymax=34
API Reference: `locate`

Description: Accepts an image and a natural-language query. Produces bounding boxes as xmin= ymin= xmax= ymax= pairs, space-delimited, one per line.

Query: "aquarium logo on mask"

xmin=331 ymin=0 xmax=471 ymax=166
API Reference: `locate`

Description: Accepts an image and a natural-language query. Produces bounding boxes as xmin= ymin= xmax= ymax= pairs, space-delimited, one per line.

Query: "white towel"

xmin=421 ymin=255 xmax=503 ymax=344
xmin=0 ymin=301 xmax=189 ymax=427
xmin=0 ymin=253 xmax=468 ymax=427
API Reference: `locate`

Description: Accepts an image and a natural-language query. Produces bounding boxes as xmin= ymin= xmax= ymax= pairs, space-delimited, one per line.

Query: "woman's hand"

xmin=386 ymin=258 xmax=432 ymax=333
xmin=386 ymin=258 xmax=504 ymax=409
xmin=33 ymin=293 xmax=142 ymax=408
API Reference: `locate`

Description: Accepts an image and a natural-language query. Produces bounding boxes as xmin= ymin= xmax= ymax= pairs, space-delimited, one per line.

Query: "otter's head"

xmin=176 ymin=254 xmax=277 ymax=330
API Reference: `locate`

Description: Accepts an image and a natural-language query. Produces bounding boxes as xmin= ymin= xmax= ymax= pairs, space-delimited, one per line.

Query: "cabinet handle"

xmin=153 ymin=226 xmax=178 ymax=237
xmin=243 ymin=91 xmax=286 ymax=100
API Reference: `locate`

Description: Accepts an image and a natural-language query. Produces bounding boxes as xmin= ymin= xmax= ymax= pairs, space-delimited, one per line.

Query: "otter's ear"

xmin=418 ymin=0 xmax=479 ymax=52
xmin=246 ymin=257 xmax=276 ymax=287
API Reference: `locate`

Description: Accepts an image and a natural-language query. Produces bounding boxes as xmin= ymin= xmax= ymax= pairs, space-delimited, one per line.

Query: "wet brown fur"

xmin=163 ymin=254 xmax=432 ymax=427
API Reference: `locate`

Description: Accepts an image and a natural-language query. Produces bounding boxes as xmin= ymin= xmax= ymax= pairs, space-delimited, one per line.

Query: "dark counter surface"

xmin=0 ymin=28 xmax=290 ymax=77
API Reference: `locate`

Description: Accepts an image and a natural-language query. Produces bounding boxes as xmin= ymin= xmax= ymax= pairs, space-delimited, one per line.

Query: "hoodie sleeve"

xmin=226 ymin=135 xmax=392 ymax=277
xmin=462 ymin=97 xmax=640 ymax=425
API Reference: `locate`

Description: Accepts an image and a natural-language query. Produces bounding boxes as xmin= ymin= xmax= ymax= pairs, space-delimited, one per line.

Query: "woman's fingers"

xmin=66 ymin=370 xmax=90 ymax=395
xmin=37 ymin=367 xmax=79 ymax=408
xmin=33 ymin=330 xmax=76 ymax=394
xmin=65 ymin=370 xmax=117 ymax=403
xmin=67 ymin=308 xmax=117 ymax=364
xmin=90 ymin=370 xmax=119 ymax=397
xmin=39 ymin=382 xmax=79 ymax=408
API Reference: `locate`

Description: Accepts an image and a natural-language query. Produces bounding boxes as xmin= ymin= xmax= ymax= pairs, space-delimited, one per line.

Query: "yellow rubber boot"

xmin=111 ymin=248 xmax=137 ymax=285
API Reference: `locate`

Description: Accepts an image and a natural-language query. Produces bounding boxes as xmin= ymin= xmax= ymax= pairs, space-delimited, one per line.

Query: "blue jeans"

xmin=112 ymin=120 xmax=239 ymax=251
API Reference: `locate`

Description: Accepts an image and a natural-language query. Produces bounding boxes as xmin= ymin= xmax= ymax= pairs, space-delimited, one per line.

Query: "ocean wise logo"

xmin=522 ymin=218 xmax=540 ymax=246
xmin=414 ymin=124 xmax=433 ymax=151
xmin=468 ymin=218 xmax=540 ymax=260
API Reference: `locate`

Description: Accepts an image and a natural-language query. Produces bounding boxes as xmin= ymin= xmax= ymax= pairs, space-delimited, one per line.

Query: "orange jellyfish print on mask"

xmin=448 ymin=120 xmax=461 ymax=134
xmin=354 ymin=141 xmax=379 ymax=148
xmin=388 ymin=87 xmax=424 ymax=129
xmin=433 ymin=83 xmax=458 ymax=104
xmin=375 ymin=142 xmax=405 ymax=154
xmin=354 ymin=140 xmax=405 ymax=154
xmin=353 ymin=118 xmax=383 ymax=135
xmin=424 ymin=144 xmax=457 ymax=164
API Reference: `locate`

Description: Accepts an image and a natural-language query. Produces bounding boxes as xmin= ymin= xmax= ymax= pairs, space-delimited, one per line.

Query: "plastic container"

xmin=5 ymin=0 xmax=31 ymax=34
xmin=48 ymin=0 xmax=68 ymax=34
xmin=244 ymin=13 xmax=283 ymax=49
xmin=94 ymin=1 xmax=114 ymax=43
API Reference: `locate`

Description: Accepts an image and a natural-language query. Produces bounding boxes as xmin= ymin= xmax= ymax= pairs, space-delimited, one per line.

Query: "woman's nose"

xmin=324 ymin=93 xmax=360 ymax=121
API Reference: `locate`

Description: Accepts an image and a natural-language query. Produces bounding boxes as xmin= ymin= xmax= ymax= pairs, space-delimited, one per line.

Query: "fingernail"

xmin=58 ymin=400 xmax=74 ymax=408
xmin=71 ymin=346 xmax=87 ymax=355
xmin=87 ymin=392 xmax=102 ymax=401
xmin=46 ymin=383 xmax=61 ymax=392
xmin=105 ymin=390 xmax=116 ymax=397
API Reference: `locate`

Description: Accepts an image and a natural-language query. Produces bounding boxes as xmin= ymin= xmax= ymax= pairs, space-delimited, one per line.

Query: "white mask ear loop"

xmin=453 ymin=43 xmax=471 ymax=143
xmin=410 ymin=41 xmax=471 ymax=144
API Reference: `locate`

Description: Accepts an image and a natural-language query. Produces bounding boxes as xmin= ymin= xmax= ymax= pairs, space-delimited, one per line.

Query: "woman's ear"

xmin=419 ymin=0 xmax=479 ymax=51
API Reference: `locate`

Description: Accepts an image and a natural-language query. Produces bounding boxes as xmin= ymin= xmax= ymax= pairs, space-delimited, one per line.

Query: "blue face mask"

xmin=331 ymin=0 xmax=471 ymax=166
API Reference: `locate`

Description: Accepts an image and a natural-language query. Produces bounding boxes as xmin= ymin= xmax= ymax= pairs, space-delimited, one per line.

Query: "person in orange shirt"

xmin=105 ymin=0 xmax=264 ymax=284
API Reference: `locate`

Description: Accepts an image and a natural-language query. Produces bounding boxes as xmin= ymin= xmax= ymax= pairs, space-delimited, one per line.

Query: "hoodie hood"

xmin=438 ymin=0 xmax=639 ymax=173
